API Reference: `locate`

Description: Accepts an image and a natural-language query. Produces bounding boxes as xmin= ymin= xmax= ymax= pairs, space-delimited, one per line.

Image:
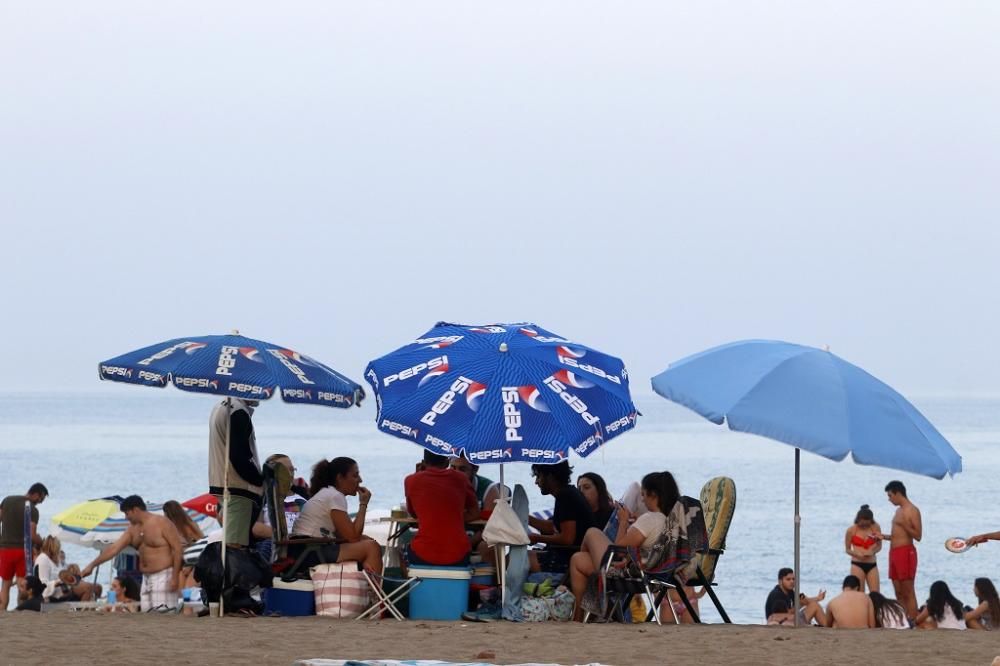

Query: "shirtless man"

xmin=825 ymin=575 xmax=876 ymax=628
xmin=885 ymin=480 xmax=921 ymax=619
xmin=82 ymin=496 xmax=183 ymax=612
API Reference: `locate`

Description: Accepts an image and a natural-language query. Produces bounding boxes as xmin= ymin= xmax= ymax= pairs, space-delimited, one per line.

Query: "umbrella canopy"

xmin=651 ymin=339 xmax=962 ymax=625
xmin=98 ymin=332 xmax=365 ymax=407
xmin=182 ymin=493 xmax=218 ymax=518
xmin=364 ymin=322 xmax=638 ymax=464
xmin=651 ymin=339 xmax=961 ymax=477
xmin=52 ymin=496 xmax=214 ymax=548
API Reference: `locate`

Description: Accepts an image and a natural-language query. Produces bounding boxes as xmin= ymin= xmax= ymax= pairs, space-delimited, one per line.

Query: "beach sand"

xmin=2 ymin=614 xmax=998 ymax=666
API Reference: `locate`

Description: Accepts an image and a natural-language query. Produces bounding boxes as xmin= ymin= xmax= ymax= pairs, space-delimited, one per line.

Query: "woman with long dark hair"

xmin=915 ymin=580 xmax=966 ymax=629
xmin=965 ymin=577 xmax=999 ymax=630
xmin=844 ymin=504 xmax=883 ymax=593
xmin=577 ymin=472 xmax=615 ymax=529
xmin=569 ymin=471 xmax=683 ymax=621
xmin=289 ymin=457 xmax=382 ymax=574
xmin=869 ymin=591 xmax=909 ymax=629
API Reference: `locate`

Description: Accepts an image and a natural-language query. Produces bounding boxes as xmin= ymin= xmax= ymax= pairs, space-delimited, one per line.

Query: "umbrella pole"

xmin=220 ymin=397 xmax=232 ymax=618
xmin=498 ymin=462 xmax=506 ymax=609
xmin=793 ymin=447 xmax=801 ymax=627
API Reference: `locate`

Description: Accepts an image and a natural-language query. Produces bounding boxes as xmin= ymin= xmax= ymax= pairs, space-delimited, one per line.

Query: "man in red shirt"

xmin=404 ymin=451 xmax=479 ymax=568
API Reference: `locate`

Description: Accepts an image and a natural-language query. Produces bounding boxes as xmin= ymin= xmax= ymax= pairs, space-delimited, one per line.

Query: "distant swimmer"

xmin=885 ymin=480 xmax=922 ymax=619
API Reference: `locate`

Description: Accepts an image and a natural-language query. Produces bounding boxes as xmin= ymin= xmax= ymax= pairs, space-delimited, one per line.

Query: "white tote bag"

xmin=482 ymin=497 xmax=530 ymax=547
xmin=310 ymin=563 xmax=370 ymax=618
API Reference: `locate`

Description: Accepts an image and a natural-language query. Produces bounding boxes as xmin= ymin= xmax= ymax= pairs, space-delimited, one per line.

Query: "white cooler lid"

xmin=272 ymin=578 xmax=315 ymax=592
xmin=407 ymin=567 xmax=471 ymax=580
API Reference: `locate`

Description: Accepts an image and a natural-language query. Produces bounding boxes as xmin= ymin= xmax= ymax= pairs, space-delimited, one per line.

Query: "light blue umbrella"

xmin=651 ymin=339 xmax=961 ymax=623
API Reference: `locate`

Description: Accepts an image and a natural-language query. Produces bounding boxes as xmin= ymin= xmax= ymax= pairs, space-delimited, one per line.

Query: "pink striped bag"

xmin=310 ymin=564 xmax=370 ymax=618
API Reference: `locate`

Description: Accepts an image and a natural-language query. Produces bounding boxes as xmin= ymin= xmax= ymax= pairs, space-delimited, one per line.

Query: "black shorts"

xmin=288 ymin=540 xmax=341 ymax=568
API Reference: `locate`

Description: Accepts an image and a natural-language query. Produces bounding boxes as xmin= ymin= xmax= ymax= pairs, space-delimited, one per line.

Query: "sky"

xmin=1 ymin=2 xmax=998 ymax=396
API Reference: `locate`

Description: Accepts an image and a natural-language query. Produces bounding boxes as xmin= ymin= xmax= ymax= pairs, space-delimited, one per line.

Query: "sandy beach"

xmin=2 ymin=614 xmax=998 ymax=666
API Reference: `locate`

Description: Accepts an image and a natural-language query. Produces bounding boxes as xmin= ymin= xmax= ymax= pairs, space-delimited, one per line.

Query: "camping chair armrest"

xmin=598 ymin=545 xmax=631 ymax=569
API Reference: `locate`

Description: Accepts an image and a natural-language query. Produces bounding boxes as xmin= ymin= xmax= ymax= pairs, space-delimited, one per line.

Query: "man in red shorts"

xmin=0 ymin=483 xmax=48 ymax=611
xmin=885 ymin=480 xmax=921 ymax=619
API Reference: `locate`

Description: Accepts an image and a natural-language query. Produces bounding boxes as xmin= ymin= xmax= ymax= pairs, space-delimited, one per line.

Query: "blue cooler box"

xmin=407 ymin=566 xmax=471 ymax=620
xmin=263 ymin=579 xmax=315 ymax=616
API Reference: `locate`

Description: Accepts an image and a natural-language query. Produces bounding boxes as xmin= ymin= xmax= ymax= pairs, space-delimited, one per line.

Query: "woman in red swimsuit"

xmin=845 ymin=504 xmax=883 ymax=593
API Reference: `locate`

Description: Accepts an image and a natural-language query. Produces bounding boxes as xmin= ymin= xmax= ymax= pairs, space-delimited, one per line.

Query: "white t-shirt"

xmin=290 ymin=487 xmax=348 ymax=539
xmin=631 ymin=510 xmax=668 ymax=559
xmin=935 ymin=605 xmax=967 ymax=630
xmin=34 ymin=552 xmax=58 ymax=584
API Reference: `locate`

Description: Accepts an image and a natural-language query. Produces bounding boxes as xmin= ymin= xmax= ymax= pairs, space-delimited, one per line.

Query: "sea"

xmin=2 ymin=389 xmax=997 ymax=622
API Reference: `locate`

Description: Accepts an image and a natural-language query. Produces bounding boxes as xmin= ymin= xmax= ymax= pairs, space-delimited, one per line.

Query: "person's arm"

xmin=871 ymin=523 xmax=884 ymax=554
xmin=228 ymin=411 xmax=263 ymax=486
xmin=825 ymin=602 xmax=836 ymax=628
xmin=914 ymin=605 xmax=929 ymax=625
xmin=908 ymin=507 xmax=922 ymax=542
xmin=965 ymin=601 xmax=987 ymax=621
xmin=164 ymin=522 xmax=183 ymax=591
xmin=867 ymin=598 xmax=876 ymax=628
xmin=967 ymin=531 xmax=1000 ymax=546
xmin=330 ymin=507 xmax=364 ymax=543
xmin=353 ymin=487 xmax=371 ymax=536
xmin=532 ymin=520 xmax=576 ymax=546
xmin=80 ymin=530 xmax=131 ymax=577
xmin=844 ymin=527 xmax=855 ymax=557
xmin=528 ymin=515 xmax=554 ymax=534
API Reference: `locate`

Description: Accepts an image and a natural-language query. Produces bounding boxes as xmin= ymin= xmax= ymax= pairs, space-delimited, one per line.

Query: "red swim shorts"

xmin=0 ymin=548 xmax=26 ymax=580
xmin=888 ymin=544 xmax=918 ymax=581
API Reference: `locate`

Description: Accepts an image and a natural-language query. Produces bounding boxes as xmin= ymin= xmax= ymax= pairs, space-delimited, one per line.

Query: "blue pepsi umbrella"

xmin=99 ymin=332 xmax=364 ymax=407
xmin=651 ymin=339 xmax=961 ymax=623
xmin=98 ymin=331 xmax=363 ymax=614
xmin=364 ymin=322 xmax=638 ymax=465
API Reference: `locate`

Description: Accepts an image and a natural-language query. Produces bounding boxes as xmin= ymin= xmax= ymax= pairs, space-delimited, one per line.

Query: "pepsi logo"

xmin=552 ymin=369 xmax=595 ymax=389
xmin=466 ymin=382 xmax=487 ymax=411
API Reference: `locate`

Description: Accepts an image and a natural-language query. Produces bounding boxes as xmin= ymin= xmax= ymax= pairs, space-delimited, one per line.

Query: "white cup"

xmin=208 ymin=602 xmax=220 ymax=617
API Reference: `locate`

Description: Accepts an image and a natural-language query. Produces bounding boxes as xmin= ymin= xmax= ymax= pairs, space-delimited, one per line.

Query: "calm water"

xmin=2 ymin=389 xmax=997 ymax=622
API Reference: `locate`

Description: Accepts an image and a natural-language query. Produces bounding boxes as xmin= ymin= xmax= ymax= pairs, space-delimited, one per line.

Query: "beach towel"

xmin=311 ymin=563 xmax=370 ymax=618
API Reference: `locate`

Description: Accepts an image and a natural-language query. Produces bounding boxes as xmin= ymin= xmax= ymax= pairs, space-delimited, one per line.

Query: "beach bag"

xmin=195 ymin=542 xmax=272 ymax=607
xmin=311 ymin=563 xmax=370 ymax=619
xmin=545 ymin=586 xmax=575 ymax=621
xmin=520 ymin=595 xmax=550 ymax=622
xmin=482 ymin=497 xmax=530 ymax=547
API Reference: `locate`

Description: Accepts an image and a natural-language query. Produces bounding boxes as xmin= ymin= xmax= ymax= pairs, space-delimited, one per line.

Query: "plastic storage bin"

xmin=407 ymin=565 xmax=471 ymax=620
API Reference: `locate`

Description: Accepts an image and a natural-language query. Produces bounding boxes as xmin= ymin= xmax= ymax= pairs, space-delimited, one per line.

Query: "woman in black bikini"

xmin=845 ymin=504 xmax=883 ymax=593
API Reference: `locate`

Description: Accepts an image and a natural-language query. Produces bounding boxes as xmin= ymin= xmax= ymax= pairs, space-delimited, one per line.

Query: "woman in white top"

xmin=289 ymin=457 xmax=382 ymax=574
xmin=870 ymin=591 xmax=910 ymax=629
xmin=34 ymin=536 xmax=101 ymax=602
xmin=965 ymin=577 xmax=999 ymax=630
xmin=568 ymin=471 xmax=681 ymax=621
xmin=915 ymin=580 xmax=967 ymax=630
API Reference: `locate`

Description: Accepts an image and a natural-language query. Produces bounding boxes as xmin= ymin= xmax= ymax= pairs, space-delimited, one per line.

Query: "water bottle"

xmin=107 ymin=590 xmax=117 ymax=605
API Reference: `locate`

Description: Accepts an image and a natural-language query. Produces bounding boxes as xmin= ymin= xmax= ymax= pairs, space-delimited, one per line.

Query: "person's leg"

xmin=581 ymin=527 xmax=611 ymax=572
xmin=900 ymin=580 xmax=917 ymax=619
xmin=72 ymin=581 xmax=100 ymax=601
xmin=850 ymin=563 xmax=867 ymax=592
xmin=528 ymin=550 xmax=540 ymax=573
xmin=804 ymin=600 xmax=827 ymax=626
xmin=0 ymin=578 xmax=11 ymax=612
xmin=866 ymin=566 xmax=880 ymax=594
xmin=337 ymin=541 xmax=382 ymax=575
xmin=967 ymin=616 xmax=985 ymax=630
xmin=221 ymin=496 xmax=253 ymax=548
xmin=568 ymin=551 xmax=595 ymax=621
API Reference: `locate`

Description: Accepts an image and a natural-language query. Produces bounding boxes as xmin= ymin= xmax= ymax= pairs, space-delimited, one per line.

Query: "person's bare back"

xmin=826 ymin=589 xmax=875 ymax=628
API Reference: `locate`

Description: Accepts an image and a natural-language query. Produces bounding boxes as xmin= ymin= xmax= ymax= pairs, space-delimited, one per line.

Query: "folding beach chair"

xmin=583 ymin=496 xmax=702 ymax=625
xmin=262 ymin=461 xmax=341 ymax=582
xmin=665 ymin=477 xmax=736 ymax=624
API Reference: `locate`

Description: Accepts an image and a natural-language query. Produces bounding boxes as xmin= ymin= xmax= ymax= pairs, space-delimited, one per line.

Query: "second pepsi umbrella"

xmin=364 ymin=321 xmax=638 ymax=465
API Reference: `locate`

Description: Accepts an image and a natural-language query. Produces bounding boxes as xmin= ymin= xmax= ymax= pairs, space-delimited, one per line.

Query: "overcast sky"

xmin=1 ymin=2 xmax=998 ymax=396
